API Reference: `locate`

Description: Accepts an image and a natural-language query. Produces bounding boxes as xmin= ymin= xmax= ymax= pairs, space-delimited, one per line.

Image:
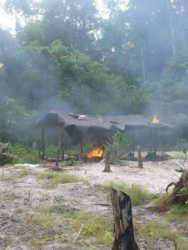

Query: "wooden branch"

xmin=111 ymin=188 xmax=138 ymax=250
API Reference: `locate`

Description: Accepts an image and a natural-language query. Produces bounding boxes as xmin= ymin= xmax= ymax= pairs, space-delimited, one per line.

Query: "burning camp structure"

xmin=35 ymin=111 xmax=172 ymax=162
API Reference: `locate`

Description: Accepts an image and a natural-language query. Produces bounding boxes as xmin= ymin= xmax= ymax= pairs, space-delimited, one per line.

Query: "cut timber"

xmin=111 ymin=188 xmax=138 ymax=250
xmin=137 ymin=145 xmax=143 ymax=168
xmin=103 ymin=151 xmax=111 ymax=172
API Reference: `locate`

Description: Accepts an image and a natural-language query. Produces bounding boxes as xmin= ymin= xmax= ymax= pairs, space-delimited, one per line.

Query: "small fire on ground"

xmin=87 ymin=147 xmax=104 ymax=159
xmin=149 ymin=115 xmax=159 ymax=124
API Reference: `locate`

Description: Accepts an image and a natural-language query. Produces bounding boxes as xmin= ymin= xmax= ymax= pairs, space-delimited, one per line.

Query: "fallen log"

xmin=111 ymin=187 xmax=138 ymax=250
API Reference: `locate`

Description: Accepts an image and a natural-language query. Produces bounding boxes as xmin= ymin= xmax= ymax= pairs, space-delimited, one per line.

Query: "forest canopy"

xmin=1 ymin=0 xmax=188 ymax=141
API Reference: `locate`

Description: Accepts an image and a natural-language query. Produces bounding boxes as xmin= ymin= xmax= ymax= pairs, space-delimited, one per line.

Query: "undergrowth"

xmin=135 ymin=221 xmax=178 ymax=240
xmin=32 ymin=206 xmax=113 ymax=246
xmin=69 ymin=211 xmax=113 ymax=244
xmin=8 ymin=143 xmax=39 ymax=164
xmin=135 ymin=221 xmax=188 ymax=250
xmin=97 ymin=182 xmax=154 ymax=206
xmin=9 ymin=169 xmax=30 ymax=179
xmin=166 ymin=204 xmax=188 ymax=221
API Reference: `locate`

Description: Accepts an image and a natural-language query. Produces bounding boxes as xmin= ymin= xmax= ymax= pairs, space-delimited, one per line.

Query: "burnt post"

xmin=41 ymin=126 xmax=45 ymax=159
xmin=137 ymin=145 xmax=143 ymax=168
xmin=111 ymin=188 xmax=138 ymax=250
xmin=55 ymin=126 xmax=64 ymax=168
xmin=103 ymin=151 xmax=111 ymax=172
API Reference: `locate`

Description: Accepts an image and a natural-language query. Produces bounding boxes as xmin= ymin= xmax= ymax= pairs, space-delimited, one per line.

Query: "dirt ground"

xmin=0 ymin=153 xmax=188 ymax=249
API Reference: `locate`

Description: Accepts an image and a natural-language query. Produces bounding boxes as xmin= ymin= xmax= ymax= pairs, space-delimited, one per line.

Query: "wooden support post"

xmin=154 ymin=128 xmax=157 ymax=156
xmin=78 ymin=140 xmax=83 ymax=160
xmin=41 ymin=127 xmax=45 ymax=159
xmin=111 ymin=188 xmax=138 ymax=250
xmin=103 ymin=151 xmax=111 ymax=172
xmin=132 ymin=132 xmax=135 ymax=157
xmin=61 ymin=129 xmax=64 ymax=161
xmin=137 ymin=145 xmax=143 ymax=168
xmin=149 ymin=128 xmax=152 ymax=153
xmin=38 ymin=138 xmax=41 ymax=158
xmin=55 ymin=126 xmax=63 ymax=168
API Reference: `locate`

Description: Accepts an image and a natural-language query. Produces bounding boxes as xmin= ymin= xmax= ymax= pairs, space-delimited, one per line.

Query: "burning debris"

xmin=149 ymin=115 xmax=159 ymax=124
xmin=87 ymin=147 xmax=104 ymax=159
xmin=81 ymin=147 xmax=104 ymax=162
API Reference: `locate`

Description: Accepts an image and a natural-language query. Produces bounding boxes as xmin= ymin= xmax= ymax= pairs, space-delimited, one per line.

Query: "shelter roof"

xmin=36 ymin=111 xmax=172 ymax=131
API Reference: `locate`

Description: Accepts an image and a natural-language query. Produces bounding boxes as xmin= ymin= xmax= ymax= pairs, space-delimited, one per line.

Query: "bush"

xmin=0 ymin=153 xmax=14 ymax=166
xmin=45 ymin=144 xmax=58 ymax=158
xmin=173 ymin=138 xmax=187 ymax=152
xmin=105 ymin=132 xmax=129 ymax=165
xmin=8 ymin=143 xmax=39 ymax=164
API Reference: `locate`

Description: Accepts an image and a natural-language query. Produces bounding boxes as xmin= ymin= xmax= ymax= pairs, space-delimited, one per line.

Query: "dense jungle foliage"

xmin=1 ymin=0 xmax=188 ymax=141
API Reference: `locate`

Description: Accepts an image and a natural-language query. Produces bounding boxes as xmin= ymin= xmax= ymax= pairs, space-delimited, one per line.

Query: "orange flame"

xmin=87 ymin=147 xmax=104 ymax=159
xmin=150 ymin=115 xmax=159 ymax=124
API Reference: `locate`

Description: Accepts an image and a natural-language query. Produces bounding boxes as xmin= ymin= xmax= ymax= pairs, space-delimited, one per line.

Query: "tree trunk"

xmin=111 ymin=188 xmax=138 ymax=250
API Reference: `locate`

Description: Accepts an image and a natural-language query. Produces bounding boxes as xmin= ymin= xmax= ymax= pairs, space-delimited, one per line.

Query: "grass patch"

xmin=10 ymin=169 xmax=30 ymax=179
xmin=166 ymin=205 xmax=188 ymax=221
xmin=154 ymin=193 xmax=170 ymax=205
xmin=175 ymin=238 xmax=188 ymax=250
xmin=97 ymin=182 xmax=154 ymax=206
xmin=31 ymin=213 xmax=64 ymax=229
xmin=35 ymin=171 xmax=86 ymax=188
xmin=33 ymin=207 xmax=113 ymax=245
xmin=135 ymin=221 xmax=178 ymax=241
xmin=70 ymin=211 xmax=113 ymax=244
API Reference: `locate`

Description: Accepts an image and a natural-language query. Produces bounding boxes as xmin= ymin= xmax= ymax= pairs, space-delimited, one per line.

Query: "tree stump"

xmin=137 ymin=145 xmax=143 ymax=168
xmin=103 ymin=151 xmax=111 ymax=172
xmin=111 ymin=188 xmax=138 ymax=250
xmin=151 ymin=169 xmax=188 ymax=212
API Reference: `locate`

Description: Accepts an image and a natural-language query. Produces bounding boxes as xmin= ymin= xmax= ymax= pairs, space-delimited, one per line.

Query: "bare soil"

xmin=0 ymin=153 xmax=188 ymax=249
